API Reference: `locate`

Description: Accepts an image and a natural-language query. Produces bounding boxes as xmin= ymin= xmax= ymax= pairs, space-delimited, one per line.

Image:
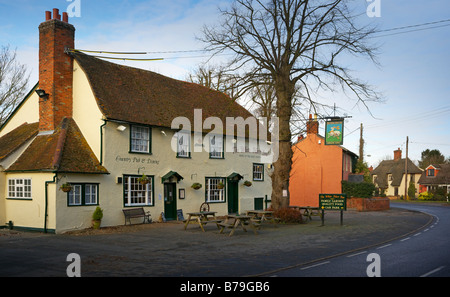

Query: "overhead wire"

xmin=70 ymin=18 xmax=450 ymax=61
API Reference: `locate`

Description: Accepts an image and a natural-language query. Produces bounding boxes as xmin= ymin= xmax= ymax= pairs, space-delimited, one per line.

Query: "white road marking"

xmin=376 ymin=243 xmax=392 ymax=249
xmin=300 ymin=261 xmax=330 ymax=270
xmin=347 ymin=251 xmax=367 ymax=258
xmin=420 ymin=266 xmax=445 ymax=277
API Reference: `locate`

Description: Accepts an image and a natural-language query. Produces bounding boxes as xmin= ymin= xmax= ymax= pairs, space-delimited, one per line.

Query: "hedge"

xmin=341 ymin=180 xmax=375 ymax=198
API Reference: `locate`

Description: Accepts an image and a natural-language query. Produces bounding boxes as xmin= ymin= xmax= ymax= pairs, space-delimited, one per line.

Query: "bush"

xmin=418 ymin=191 xmax=433 ymax=201
xmin=273 ymin=208 xmax=302 ymax=224
xmin=408 ymin=182 xmax=416 ymax=199
xmin=433 ymin=187 xmax=447 ymax=201
xmin=92 ymin=206 xmax=103 ymax=220
xmin=342 ymin=180 xmax=375 ymax=198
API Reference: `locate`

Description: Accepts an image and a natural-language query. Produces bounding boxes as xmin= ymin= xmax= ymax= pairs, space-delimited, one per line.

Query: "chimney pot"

xmin=62 ymin=12 xmax=69 ymax=23
xmin=45 ymin=11 xmax=51 ymax=21
xmin=53 ymin=8 xmax=60 ymax=20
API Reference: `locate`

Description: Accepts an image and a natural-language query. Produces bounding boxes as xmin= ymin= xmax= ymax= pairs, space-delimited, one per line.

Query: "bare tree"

xmin=186 ymin=64 xmax=246 ymax=101
xmin=0 ymin=45 xmax=30 ymax=125
xmin=201 ymin=0 xmax=381 ymax=209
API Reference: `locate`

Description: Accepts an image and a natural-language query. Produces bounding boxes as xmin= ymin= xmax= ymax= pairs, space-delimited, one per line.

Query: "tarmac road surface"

xmin=0 ymin=204 xmax=434 ymax=277
xmin=271 ymin=202 xmax=450 ymax=277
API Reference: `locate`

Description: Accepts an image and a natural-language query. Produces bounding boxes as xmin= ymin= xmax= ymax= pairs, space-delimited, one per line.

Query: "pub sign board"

xmin=319 ymin=193 xmax=347 ymax=210
xmin=325 ymin=120 xmax=344 ymax=145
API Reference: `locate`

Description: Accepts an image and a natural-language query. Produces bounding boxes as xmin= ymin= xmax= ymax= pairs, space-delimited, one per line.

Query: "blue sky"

xmin=1 ymin=0 xmax=449 ymax=167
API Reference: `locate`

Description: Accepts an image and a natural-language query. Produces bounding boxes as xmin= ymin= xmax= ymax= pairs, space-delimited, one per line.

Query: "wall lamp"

xmin=116 ymin=125 xmax=127 ymax=132
xmin=35 ymin=89 xmax=49 ymax=100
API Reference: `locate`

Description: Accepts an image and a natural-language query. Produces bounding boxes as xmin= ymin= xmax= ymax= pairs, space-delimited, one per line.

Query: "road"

xmin=273 ymin=202 xmax=450 ymax=277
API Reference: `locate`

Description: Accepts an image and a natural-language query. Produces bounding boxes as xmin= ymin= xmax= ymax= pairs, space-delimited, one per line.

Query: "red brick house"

xmin=418 ymin=164 xmax=450 ymax=194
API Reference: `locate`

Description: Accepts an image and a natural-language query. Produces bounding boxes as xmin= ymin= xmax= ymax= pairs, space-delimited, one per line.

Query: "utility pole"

xmin=359 ymin=123 xmax=364 ymax=162
xmin=404 ymin=136 xmax=409 ymax=200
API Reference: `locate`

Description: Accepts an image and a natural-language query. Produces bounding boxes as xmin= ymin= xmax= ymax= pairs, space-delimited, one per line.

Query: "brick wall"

xmin=347 ymin=197 xmax=390 ymax=211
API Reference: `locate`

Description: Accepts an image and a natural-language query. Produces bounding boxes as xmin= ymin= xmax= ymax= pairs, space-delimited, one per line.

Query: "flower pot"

xmin=92 ymin=219 xmax=101 ymax=229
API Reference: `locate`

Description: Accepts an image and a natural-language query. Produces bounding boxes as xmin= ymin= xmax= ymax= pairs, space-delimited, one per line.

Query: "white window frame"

xmin=131 ymin=125 xmax=151 ymax=153
xmin=253 ymin=163 xmax=264 ymax=181
xmin=205 ymin=177 xmax=225 ymax=203
xmin=8 ymin=178 xmax=32 ymax=199
xmin=177 ymin=131 xmax=190 ymax=158
xmin=68 ymin=185 xmax=83 ymax=206
xmin=209 ymin=134 xmax=223 ymax=159
xmin=67 ymin=184 xmax=99 ymax=206
xmin=124 ymin=175 xmax=154 ymax=206
xmin=85 ymin=184 xmax=98 ymax=205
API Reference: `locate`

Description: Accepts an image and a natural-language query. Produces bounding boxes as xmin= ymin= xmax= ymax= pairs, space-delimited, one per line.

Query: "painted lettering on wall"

xmin=115 ymin=155 xmax=160 ymax=165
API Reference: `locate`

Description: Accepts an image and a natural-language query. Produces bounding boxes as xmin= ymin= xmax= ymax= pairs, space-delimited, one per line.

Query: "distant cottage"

xmin=418 ymin=164 xmax=450 ymax=195
xmin=0 ymin=9 xmax=272 ymax=233
xmin=371 ymin=148 xmax=422 ymax=197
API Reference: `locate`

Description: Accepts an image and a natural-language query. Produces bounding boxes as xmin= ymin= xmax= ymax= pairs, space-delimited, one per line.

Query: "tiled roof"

xmin=6 ymin=118 xmax=108 ymax=174
xmin=371 ymin=158 xmax=422 ymax=188
xmin=0 ymin=122 xmax=39 ymax=161
xmin=72 ymin=52 xmax=254 ymax=132
xmin=418 ymin=164 xmax=450 ymax=185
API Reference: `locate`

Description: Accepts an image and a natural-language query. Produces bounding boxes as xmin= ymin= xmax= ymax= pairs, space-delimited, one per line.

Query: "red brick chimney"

xmin=394 ymin=148 xmax=402 ymax=161
xmin=38 ymin=9 xmax=75 ymax=132
xmin=306 ymin=114 xmax=319 ymax=135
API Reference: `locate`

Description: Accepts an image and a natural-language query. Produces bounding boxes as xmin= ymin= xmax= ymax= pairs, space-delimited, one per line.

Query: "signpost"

xmin=319 ymin=193 xmax=347 ymax=226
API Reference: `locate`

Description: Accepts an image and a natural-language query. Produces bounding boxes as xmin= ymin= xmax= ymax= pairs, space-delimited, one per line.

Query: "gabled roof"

xmin=371 ymin=158 xmax=422 ymax=188
xmin=0 ymin=122 xmax=39 ymax=161
xmin=6 ymin=118 xmax=108 ymax=174
xmin=72 ymin=52 xmax=253 ymax=132
xmin=293 ymin=133 xmax=358 ymax=159
xmin=418 ymin=163 xmax=450 ymax=185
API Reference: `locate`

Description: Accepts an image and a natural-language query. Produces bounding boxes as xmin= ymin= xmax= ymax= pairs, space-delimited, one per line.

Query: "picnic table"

xmin=183 ymin=211 xmax=222 ymax=232
xmin=290 ymin=206 xmax=322 ymax=221
xmin=218 ymin=214 xmax=258 ymax=236
xmin=246 ymin=210 xmax=279 ymax=227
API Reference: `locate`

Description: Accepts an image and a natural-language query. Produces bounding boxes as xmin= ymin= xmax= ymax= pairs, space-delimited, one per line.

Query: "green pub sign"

xmin=319 ymin=193 xmax=347 ymax=210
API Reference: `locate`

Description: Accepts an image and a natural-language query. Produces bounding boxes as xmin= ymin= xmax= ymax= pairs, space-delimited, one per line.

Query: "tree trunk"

xmin=271 ymin=75 xmax=295 ymax=209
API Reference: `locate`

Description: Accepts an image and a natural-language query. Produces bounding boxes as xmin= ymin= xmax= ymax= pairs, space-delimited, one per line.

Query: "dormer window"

xmin=427 ymin=169 xmax=435 ymax=177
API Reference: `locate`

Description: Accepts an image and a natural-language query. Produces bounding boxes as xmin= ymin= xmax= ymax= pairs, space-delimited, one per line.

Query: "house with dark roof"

xmin=371 ymin=148 xmax=422 ymax=198
xmin=0 ymin=9 xmax=273 ymax=233
xmin=289 ymin=115 xmax=358 ymax=207
xmin=418 ymin=164 xmax=450 ymax=194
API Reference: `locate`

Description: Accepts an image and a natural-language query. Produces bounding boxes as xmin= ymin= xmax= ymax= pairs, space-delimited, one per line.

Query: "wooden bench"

xmin=200 ymin=219 xmax=222 ymax=230
xmin=218 ymin=222 xmax=235 ymax=234
xmin=122 ymin=208 xmax=152 ymax=225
